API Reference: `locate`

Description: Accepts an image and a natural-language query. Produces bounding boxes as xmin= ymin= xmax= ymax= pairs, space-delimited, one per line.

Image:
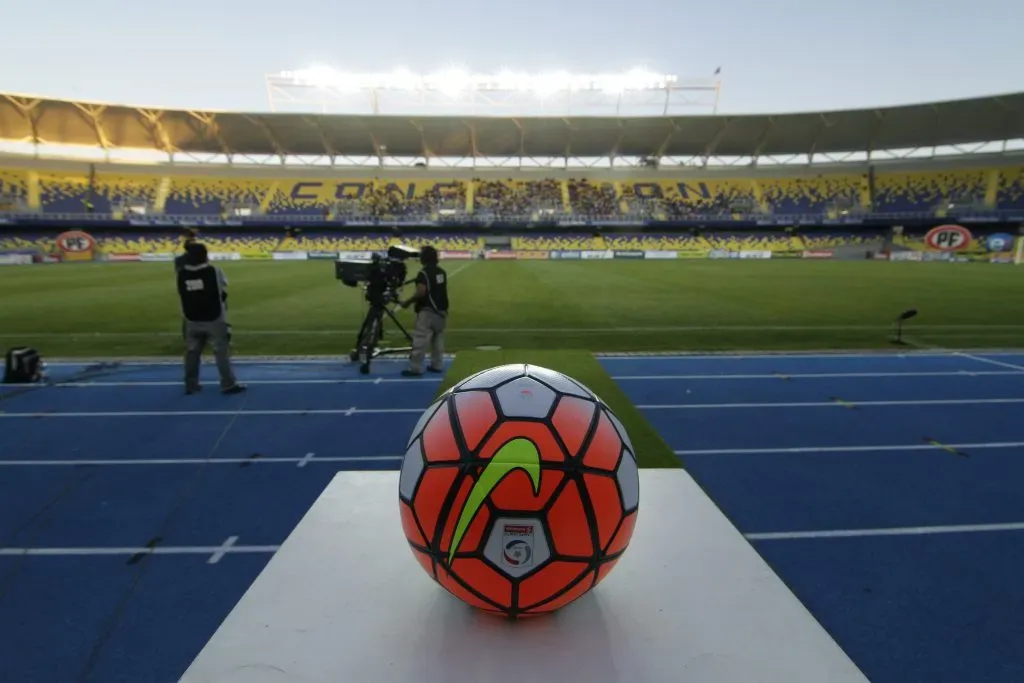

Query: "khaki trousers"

xmin=408 ymin=309 xmax=446 ymax=373
xmin=184 ymin=320 xmax=238 ymax=390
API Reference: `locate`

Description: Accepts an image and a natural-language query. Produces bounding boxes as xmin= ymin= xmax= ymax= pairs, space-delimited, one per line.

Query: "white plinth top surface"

xmin=180 ymin=470 xmax=868 ymax=683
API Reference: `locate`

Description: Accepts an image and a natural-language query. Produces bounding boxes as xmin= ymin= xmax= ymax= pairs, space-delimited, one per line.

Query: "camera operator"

xmin=175 ymin=236 xmax=196 ymax=340
xmin=176 ymin=242 xmax=246 ymax=395
xmin=398 ymin=245 xmax=448 ymax=376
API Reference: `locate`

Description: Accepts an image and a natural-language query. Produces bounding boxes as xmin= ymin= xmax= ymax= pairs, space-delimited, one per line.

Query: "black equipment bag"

xmin=4 ymin=347 xmax=43 ymax=384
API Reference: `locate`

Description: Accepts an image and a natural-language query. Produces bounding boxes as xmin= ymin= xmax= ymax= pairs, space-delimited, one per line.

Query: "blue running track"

xmin=1 ymin=351 xmax=1023 ymax=682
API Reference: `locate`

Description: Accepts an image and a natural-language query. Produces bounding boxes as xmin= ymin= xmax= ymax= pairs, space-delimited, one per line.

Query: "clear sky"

xmin=1 ymin=0 xmax=1021 ymax=115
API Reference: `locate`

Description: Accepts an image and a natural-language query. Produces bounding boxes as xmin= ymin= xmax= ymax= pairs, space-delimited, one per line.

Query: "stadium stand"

xmin=0 ymin=232 xmax=483 ymax=256
xmin=3 ymin=167 xmax=1024 ymax=220
xmin=1 ymin=91 xmax=1022 ymax=269
xmin=4 ymin=230 xmax=909 ymax=257
xmin=997 ymin=167 xmax=1024 ymax=210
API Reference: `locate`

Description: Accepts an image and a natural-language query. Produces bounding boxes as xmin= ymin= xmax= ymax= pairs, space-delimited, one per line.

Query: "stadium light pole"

xmin=891 ymin=309 xmax=918 ymax=345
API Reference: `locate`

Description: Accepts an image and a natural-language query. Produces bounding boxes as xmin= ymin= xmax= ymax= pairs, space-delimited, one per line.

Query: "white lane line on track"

xmin=43 ymin=357 xmax=442 ymax=366
xmin=39 ymin=378 xmax=442 ymax=387
xmin=746 ymin=522 xmax=1024 ymax=541
xmin=35 ymin=350 xmax=1024 ymax=365
xmin=5 ymin=399 xmax=1021 ymax=418
xmin=0 ymin=456 xmax=402 ymax=466
xmin=955 ymin=352 xmax=1024 ymax=373
xmin=612 ymin=370 xmax=1023 ymax=380
xmin=7 ymin=324 xmax=1024 ymax=337
xmin=0 ymin=408 xmax=424 ymax=418
xmin=6 ymin=524 xmax=1024 ymax=558
xmin=599 ymin=350 xmax=1024 ymax=360
xmin=640 ymin=398 xmax=1024 ymax=410
xmin=0 ymin=542 xmax=281 ymax=560
xmin=674 ymin=441 xmax=1024 ymax=456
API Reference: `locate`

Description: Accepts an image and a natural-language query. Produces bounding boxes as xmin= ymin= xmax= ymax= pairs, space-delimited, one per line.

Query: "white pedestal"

xmin=180 ymin=471 xmax=867 ymax=683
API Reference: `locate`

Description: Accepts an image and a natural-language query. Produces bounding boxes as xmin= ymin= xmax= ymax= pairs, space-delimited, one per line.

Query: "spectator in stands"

xmin=176 ymin=242 xmax=246 ymax=395
xmin=398 ymin=245 xmax=448 ymax=376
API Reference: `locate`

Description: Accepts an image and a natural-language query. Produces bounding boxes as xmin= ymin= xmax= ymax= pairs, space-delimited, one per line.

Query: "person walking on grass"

xmin=176 ymin=242 xmax=246 ymax=395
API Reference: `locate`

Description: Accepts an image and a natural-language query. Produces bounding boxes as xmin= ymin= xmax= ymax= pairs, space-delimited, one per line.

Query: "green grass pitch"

xmin=3 ymin=259 xmax=1022 ymax=355
xmin=3 ymin=259 xmax=1021 ymax=468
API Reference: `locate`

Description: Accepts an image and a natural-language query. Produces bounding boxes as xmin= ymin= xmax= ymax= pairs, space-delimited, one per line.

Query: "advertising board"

xmin=890 ymin=251 xmax=923 ymax=262
xmin=644 ymin=251 xmax=678 ymax=260
xmin=923 ymin=225 xmax=973 ymax=252
xmin=140 ymin=253 xmax=174 ymax=262
xmin=272 ymin=251 xmax=309 ymax=261
xmin=581 ymin=250 xmax=613 ymax=260
xmin=0 ymin=253 xmax=32 ymax=265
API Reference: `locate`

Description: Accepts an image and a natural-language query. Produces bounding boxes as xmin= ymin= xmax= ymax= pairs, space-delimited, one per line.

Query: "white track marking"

xmin=296 ymin=452 xmax=316 ymax=468
xmin=36 ymin=350 xmax=1024 ymax=366
xmin=674 ymin=441 xmax=1024 ymax=456
xmin=0 ymin=408 xmax=424 ymax=418
xmin=639 ymin=398 xmax=1024 ymax=410
xmin=599 ymin=350 xmax=1024 ymax=360
xmin=0 ymin=456 xmax=402 ymax=466
xmin=612 ymin=370 xmax=1022 ymax=380
xmin=207 ymin=536 xmax=239 ymax=564
xmin=955 ymin=352 xmax=1024 ymax=372
xmin=45 ymin=378 xmax=441 ymax=387
xmin=7 ymin=324 xmax=1024 ymax=337
xmin=0 ymin=543 xmax=280 ymax=559
xmin=746 ymin=522 xmax=1024 ymax=541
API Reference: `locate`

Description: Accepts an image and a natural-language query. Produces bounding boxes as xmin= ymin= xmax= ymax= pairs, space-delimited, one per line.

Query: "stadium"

xmin=1 ymin=67 xmax=1024 ymax=683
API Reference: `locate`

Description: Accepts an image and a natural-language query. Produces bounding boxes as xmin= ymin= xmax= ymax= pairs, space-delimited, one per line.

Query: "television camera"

xmin=335 ymin=244 xmax=421 ymax=374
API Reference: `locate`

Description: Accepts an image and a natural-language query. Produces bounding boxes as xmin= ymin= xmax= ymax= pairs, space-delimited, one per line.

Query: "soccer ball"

xmin=398 ymin=363 xmax=639 ymax=617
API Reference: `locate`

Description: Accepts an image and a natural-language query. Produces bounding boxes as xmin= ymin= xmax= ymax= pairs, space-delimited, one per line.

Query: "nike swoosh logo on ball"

xmin=447 ymin=437 xmax=541 ymax=564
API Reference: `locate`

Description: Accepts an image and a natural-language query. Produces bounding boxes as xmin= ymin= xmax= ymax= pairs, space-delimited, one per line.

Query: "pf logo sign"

xmin=924 ymin=225 xmax=972 ymax=252
xmin=55 ymin=230 xmax=96 ymax=253
xmin=54 ymin=230 xmax=96 ymax=262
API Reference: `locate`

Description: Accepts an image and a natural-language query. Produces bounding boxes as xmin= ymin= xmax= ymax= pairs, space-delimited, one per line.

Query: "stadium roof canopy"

xmin=1 ymin=91 xmax=1023 ymax=163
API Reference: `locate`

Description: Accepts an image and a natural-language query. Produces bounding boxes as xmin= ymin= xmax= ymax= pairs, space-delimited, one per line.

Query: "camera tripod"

xmin=349 ymin=293 xmax=414 ymax=374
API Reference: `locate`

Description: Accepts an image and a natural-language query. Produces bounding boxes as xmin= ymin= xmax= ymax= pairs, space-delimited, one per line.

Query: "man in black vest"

xmin=399 ymin=245 xmax=449 ymax=376
xmin=176 ymin=242 xmax=246 ymax=395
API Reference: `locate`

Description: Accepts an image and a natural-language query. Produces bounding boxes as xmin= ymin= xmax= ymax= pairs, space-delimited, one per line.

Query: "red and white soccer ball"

xmin=398 ymin=364 xmax=640 ymax=617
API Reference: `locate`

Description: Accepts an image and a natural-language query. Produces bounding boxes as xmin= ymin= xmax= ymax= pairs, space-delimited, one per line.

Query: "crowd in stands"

xmin=0 ymin=167 xmax=1023 ymax=221
xmin=0 ymin=231 xmax=890 ymax=257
